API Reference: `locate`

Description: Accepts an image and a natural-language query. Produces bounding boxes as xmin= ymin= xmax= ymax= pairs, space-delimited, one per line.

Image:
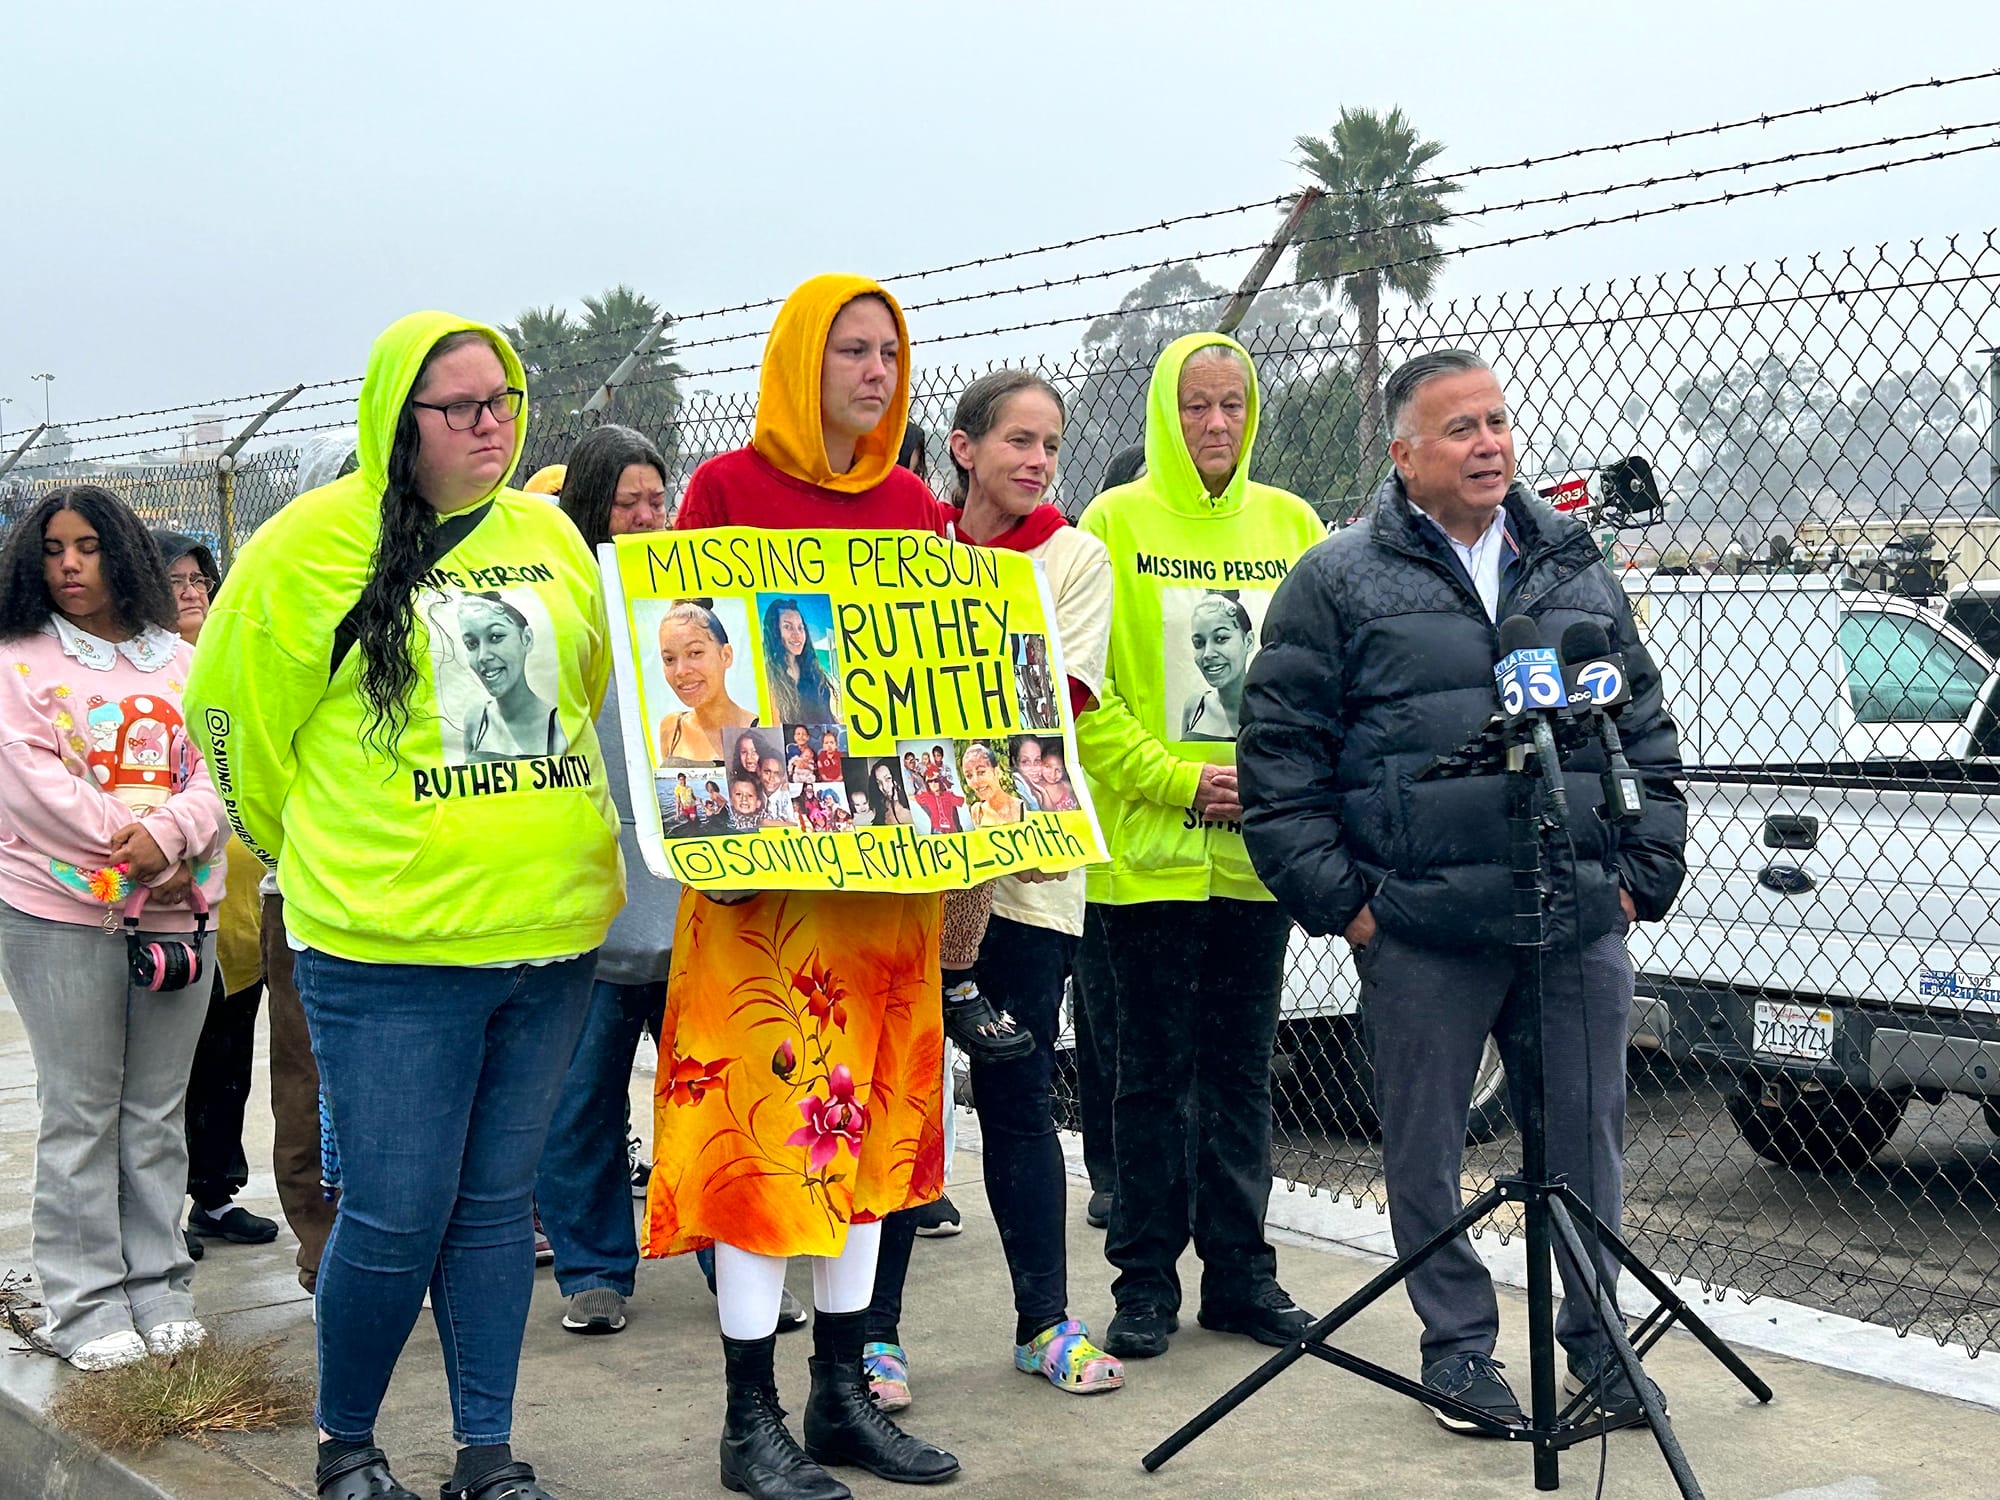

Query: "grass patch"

xmin=47 ymin=1337 xmax=314 ymax=1451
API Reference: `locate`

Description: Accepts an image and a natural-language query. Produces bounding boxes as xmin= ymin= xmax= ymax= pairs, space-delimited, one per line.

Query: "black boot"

xmin=721 ymin=1334 xmax=852 ymax=1500
xmin=802 ymin=1312 xmax=959 ymax=1485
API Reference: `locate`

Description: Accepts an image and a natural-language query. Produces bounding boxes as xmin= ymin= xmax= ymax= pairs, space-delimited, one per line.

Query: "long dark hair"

xmin=561 ymin=424 xmax=667 ymax=550
xmin=860 ymin=758 xmax=911 ymax=823
xmin=0 ymin=485 xmax=176 ymax=641
xmin=947 ymin=370 xmax=1065 ymax=502
xmin=760 ymin=596 xmax=834 ymax=714
xmin=351 ymin=330 xmax=492 ymax=754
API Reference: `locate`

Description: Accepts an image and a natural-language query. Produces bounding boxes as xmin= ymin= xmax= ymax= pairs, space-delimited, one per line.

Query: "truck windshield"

xmin=1838 ymin=610 xmax=1987 ymax=724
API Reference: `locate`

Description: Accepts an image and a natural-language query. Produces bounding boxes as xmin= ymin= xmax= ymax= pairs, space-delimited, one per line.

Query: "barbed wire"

xmin=313 ymin=61 xmax=2000 ymax=379
xmin=12 ymin=249 xmax=1991 ymax=481
xmin=34 ymin=66 xmax=2000 ymax=445
xmin=64 ymin=113 xmax=2000 ymax=462
xmin=622 ymin=136 xmax=2000 ymax=386
xmin=478 ymin=61 xmax=2000 ymax=362
xmin=839 ymin=118 xmax=2000 ymax=336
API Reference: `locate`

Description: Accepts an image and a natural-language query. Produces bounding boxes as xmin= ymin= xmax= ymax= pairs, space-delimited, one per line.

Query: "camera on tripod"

xmin=1538 ymin=454 xmax=1667 ymax=531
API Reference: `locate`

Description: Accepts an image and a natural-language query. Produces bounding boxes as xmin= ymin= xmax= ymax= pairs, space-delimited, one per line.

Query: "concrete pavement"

xmin=2 ymin=988 xmax=1997 ymax=1500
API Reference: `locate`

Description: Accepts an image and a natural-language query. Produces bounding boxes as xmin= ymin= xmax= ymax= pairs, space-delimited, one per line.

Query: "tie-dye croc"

xmin=862 ymin=1341 xmax=911 ymax=1411
xmin=1014 ymin=1319 xmax=1124 ymax=1394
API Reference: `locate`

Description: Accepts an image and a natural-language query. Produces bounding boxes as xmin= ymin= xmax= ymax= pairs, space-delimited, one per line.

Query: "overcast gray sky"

xmin=5 ymin=0 xmax=1999 ymax=453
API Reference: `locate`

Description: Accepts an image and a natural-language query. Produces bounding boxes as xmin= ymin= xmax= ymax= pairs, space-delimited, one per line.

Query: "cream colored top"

xmin=992 ymin=524 xmax=1114 ymax=939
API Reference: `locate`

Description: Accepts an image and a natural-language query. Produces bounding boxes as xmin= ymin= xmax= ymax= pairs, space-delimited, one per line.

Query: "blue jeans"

xmin=296 ymin=949 xmax=594 ymax=1446
xmin=535 ymin=979 xmax=664 ymax=1297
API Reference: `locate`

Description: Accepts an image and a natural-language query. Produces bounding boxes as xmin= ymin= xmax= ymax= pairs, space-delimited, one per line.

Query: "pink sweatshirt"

xmin=0 ymin=625 xmax=227 ymax=931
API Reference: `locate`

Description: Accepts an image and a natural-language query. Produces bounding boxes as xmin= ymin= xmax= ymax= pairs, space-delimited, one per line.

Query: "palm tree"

xmin=502 ymin=286 xmax=686 ymax=466
xmin=1290 ymin=107 xmax=1459 ymax=475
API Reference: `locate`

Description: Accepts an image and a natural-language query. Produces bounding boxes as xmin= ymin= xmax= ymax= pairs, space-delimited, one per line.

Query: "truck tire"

xmin=1278 ymin=1018 xmax=1510 ymax=1144
xmin=1726 ymin=1072 xmax=1907 ymax=1170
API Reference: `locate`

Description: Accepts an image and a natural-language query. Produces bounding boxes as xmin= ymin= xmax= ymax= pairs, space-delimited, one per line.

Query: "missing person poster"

xmin=601 ymin=528 xmax=1107 ymax=892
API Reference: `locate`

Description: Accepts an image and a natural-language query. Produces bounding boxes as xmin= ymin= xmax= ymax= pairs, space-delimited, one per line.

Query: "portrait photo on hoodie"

xmin=424 ymin=585 xmax=570 ymax=764
xmin=1162 ymin=586 xmax=1269 ymax=744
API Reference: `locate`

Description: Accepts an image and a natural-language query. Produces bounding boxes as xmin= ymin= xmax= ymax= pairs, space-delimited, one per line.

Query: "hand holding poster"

xmin=602 ymin=528 xmax=1107 ymax=892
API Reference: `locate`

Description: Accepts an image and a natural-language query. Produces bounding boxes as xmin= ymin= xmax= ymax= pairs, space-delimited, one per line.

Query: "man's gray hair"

xmin=1385 ymin=349 xmax=1491 ymax=441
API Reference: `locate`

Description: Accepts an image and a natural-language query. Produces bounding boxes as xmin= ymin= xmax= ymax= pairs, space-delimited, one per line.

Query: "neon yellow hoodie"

xmin=185 ymin=311 xmax=622 ymax=964
xmin=1075 ymin=332 xmax=1325 ymax=905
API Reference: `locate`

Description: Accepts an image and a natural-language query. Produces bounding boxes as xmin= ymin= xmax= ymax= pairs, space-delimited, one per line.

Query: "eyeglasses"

xmin=168 ymin=571 xmax=217 ymax=597
xmin=411 ymin=388 xmax=525 ymax=432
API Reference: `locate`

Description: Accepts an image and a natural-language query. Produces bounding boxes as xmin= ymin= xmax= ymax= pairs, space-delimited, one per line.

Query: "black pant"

xmin=1101 ymin=899 xmax=1290 ymax=1311
xmin=867 ymin=917 xmax=1077 ymax=1344
xmin=1070 ymin=905 xmax=1117 ymax=1196
xmin=1360 ymin=929 xmax=1634 ymax=1366
xmin=185 ymin=969 xmax=265 ymax=1212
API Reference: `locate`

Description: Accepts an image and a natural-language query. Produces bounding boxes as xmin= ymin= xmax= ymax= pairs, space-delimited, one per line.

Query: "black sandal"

xmin=317 ymin=1447 xmax=418 ymax=1500
xmin=439 ymin=1462 xmax=556 ymax=1500
xmin=943 ymin=979 xmax=1035 ymax=1064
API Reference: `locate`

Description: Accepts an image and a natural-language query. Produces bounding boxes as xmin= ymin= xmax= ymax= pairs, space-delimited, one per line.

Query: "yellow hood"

xmin=356 ymin=310 xmax=529 ymax=498
xmin=751 ymin=274 xmax=910 ymax=494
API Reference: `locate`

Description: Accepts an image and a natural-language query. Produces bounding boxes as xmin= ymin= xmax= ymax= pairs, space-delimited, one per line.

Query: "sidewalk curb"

xmin=0 ymin=1372 xmax=175 ymax=1500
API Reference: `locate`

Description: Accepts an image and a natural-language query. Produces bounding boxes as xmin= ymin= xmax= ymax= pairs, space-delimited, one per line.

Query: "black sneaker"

xmin=1103 ymin=1302 xmax=1178 ymax=1359
xmin=1085 ymin=1190 xmax=1113 ymax=1230
xmin=911 ymin=1194 xmax=962 ymax=1238
xmin=1197 ymin=1282 xmax=1314 ymax=1347
xmin=1565 ymin=1348 xmax=1669 ymax=1425
xmin=1421 ymin=1352 xmax=1527 ymax=1435
xmin=187 ymin=1203 xmax=279 ymax=1245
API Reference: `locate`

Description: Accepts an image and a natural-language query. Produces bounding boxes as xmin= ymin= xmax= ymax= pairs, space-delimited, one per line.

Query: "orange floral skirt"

xmin=642 ymin=889 xmax=945 ymax=1259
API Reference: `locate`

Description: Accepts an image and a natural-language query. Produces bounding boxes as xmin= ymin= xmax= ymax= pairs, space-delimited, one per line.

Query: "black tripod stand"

xmin=1144 ymin=715 xmax=1772 ymax=1496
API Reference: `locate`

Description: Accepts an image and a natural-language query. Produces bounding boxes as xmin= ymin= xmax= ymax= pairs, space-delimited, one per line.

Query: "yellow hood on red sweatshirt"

xmin=752 ymin=274 xmax=910 ymax=493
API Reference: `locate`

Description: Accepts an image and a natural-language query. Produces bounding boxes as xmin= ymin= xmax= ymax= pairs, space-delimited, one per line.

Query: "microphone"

xmin=1494 ymin=614 xmax=1570 ymax=828
xmin=1559 ymin=622 xmax=1645 ymax=826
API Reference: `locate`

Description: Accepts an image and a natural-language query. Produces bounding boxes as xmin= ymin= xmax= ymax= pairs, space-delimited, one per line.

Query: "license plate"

xmin=1751 ymin=1001 xmax=1836 ymax=1063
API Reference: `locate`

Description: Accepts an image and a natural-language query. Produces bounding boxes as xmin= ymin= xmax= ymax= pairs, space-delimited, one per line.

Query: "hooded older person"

xmin=1072 ymin=332 xmax=1325 ymax=1363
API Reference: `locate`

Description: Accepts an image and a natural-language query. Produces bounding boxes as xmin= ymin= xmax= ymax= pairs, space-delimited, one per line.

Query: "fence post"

xmin=1984 ymin=346 xmax=2000 ymax=514
xmin=0 ymin=421 xmax=50 ymax=483
xmin=581 ymin=314 xmax=675 ymax=424
xmin=213 ymin=386 xmax=303 ymax=567
xmin=1214 ymin=188 xmax=1322 ymax=337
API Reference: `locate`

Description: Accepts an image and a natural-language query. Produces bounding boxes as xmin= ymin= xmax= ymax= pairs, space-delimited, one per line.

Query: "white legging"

xmin=714 ymin=1220 xmax=884 ymax=1341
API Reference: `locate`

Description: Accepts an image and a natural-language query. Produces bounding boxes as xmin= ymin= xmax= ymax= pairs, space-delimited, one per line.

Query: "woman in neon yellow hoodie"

xmin=187 ymin=312 xmax=621 ymax=1500
xmin=1074 ymin=332 xmax=1326 ymax=1363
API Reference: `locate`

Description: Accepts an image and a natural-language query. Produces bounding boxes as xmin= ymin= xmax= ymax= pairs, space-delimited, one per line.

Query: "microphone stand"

xmin=1142 ymin=709 xmax=1770 ymax=1497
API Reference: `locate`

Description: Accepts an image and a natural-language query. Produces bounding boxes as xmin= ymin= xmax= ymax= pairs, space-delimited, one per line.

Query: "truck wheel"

xmin=1726 ymin=1072 xmax=1907 ymax=1170
xmin=1278 ymin=1019 xmax=1510 ymax=1145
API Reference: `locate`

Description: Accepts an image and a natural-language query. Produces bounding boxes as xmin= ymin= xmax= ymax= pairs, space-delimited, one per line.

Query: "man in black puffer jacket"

xmin=1238 ymin=349 xmax=1685 ymax=1436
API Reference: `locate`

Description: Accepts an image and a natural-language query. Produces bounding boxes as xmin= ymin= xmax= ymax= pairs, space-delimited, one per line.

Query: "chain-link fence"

xmin=9 ymin=228 xmax=2000 ymax=1353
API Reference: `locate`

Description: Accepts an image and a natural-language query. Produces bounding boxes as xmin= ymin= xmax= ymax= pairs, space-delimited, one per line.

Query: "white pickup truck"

xmin=1625 ymin=575 xmax=1999 ymax=1168
xmin=1274 ymin=574 xmax=2000 ymax=1168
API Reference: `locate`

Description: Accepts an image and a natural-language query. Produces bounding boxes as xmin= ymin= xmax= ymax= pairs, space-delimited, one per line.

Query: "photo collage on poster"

xmin=638 ymin=591 xmax=859 ymax=839
xmin=634 ymin=583 xmax=1084 ymax=844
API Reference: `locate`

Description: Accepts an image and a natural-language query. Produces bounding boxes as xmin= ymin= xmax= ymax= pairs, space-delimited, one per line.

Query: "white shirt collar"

xmin=1411 ymin=503 xmax=1510 ymax=623
xmin=42 ymin=616 xmax=183 ymax=673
